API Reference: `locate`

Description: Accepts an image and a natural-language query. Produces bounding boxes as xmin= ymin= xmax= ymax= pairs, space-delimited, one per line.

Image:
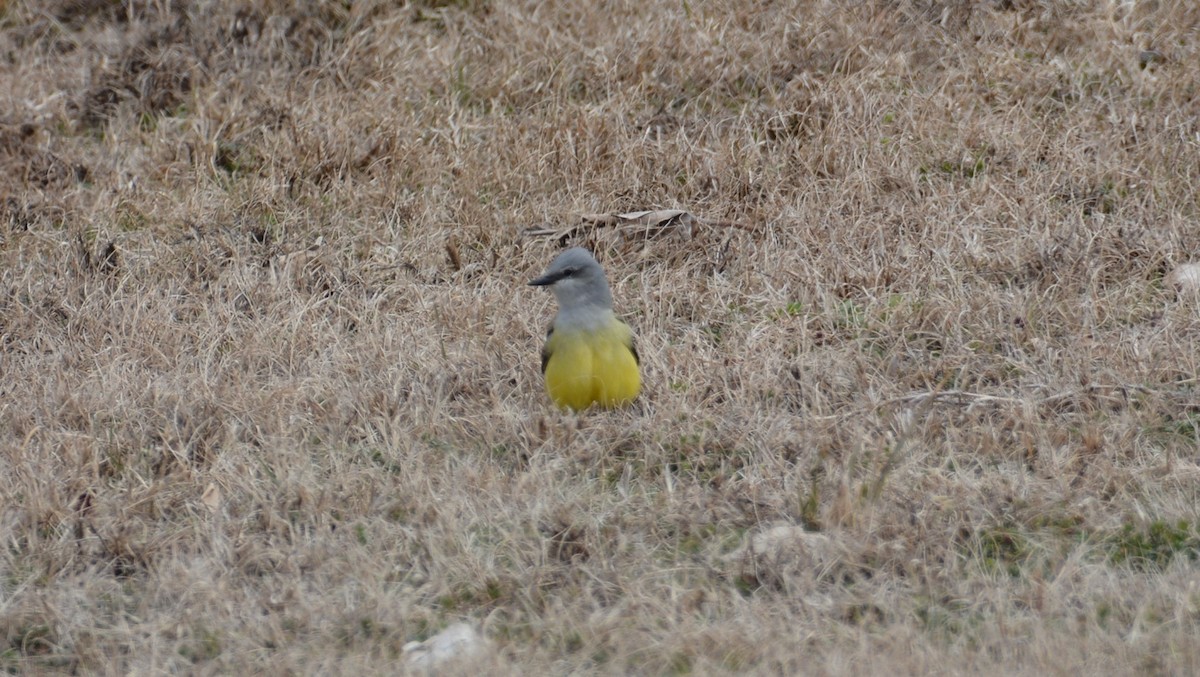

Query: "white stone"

xmin=403 ymin=622 xmax=492 ymax=673
xmin=1166 ymin=262 xmax=1200 ymax=295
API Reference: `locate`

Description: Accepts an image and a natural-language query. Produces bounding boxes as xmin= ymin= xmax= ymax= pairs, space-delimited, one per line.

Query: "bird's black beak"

xmin=528 ymin=271 xmax=563 ymax=286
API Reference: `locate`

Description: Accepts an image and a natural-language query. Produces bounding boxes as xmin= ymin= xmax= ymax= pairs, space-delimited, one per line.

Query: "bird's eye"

xmin=563 ymin=267 xmax=577 ymax=277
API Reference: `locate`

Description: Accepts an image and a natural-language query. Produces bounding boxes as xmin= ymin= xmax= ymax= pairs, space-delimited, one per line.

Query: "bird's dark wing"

xmin=541 ymin=325 xmax=554 ymax=374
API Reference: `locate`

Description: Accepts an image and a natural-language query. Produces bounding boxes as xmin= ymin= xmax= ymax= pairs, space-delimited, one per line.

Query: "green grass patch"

xmin=1106 ymin=519 xmax=1200 ymax=572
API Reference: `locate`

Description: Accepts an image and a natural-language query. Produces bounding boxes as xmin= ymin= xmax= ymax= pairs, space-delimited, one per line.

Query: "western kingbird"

xmin=528 ymin=247 xmax=640 ymax=410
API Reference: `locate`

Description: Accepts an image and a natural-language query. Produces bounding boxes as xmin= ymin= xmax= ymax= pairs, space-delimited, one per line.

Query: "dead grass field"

xmin=2 ymin=0 xmax=1200 ymax=674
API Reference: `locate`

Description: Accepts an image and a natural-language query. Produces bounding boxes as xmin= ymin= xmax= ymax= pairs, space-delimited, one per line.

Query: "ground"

xmin=2 ymin=1 xmax=1200 ymax=674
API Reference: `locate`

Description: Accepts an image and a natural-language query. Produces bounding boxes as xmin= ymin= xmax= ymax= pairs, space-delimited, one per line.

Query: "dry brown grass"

xmin=3 ymin=0 xmax=1200 ymax=674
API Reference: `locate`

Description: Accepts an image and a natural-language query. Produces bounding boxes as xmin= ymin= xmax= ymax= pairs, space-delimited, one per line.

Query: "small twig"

xmin=878 ymin=383 xmax=1198 ymax=413
xmin=878 ymin=390 xmax=1024 ymax=409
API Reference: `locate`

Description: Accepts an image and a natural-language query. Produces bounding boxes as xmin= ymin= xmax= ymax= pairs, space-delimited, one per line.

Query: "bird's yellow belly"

xmin=544 ymin=325 xmax=639 ymax=410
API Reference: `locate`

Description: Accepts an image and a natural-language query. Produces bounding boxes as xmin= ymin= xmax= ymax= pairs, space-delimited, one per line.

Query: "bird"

xmin=528 ymin=247 xmax=640 ymax=411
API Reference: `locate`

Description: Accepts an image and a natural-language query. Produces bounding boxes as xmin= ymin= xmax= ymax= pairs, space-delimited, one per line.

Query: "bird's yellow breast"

xmin=543 ymin=320 xmax=639 ymax=411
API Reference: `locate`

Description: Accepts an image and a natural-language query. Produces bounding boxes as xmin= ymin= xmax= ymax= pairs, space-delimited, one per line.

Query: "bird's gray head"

xmin=528 ymin=247 xmax=614 ymax=310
